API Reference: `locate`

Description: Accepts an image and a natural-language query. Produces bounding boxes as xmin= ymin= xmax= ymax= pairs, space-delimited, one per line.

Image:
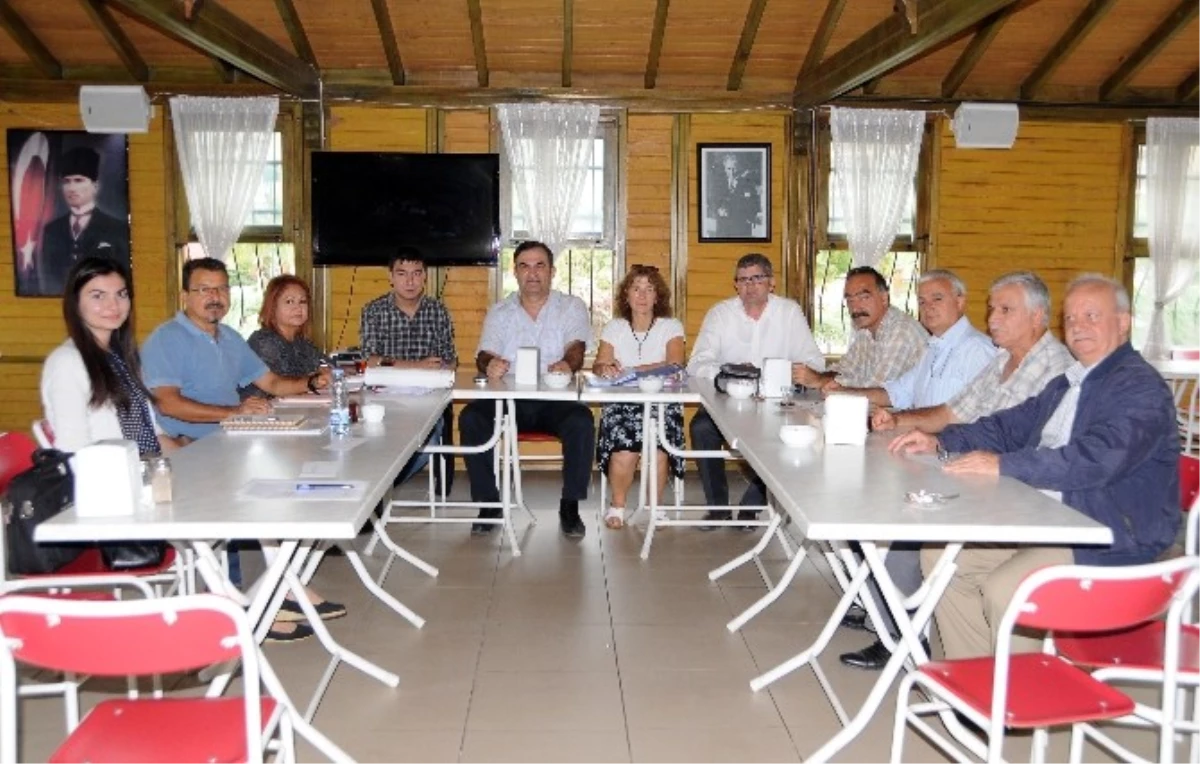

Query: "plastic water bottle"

xmin=329 ymin=368 xmax=350 ymax=436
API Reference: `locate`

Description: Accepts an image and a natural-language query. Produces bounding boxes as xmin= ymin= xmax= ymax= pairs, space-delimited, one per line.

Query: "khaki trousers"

xmin=920 ymin=544 xmax=1074 ymax=660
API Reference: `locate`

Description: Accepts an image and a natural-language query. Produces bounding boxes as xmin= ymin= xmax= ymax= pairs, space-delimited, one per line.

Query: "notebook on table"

xmin=220 ymin=414 xmax=325 ymax=435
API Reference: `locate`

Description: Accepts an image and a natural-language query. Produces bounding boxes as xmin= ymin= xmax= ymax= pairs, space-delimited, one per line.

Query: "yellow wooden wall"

xmin=932 ymin=119 xmax=1127 ymax=334
xmin=685 ymin=113 xmax=790 ymax=338
xmin=625 ymin=114 xmax=673 ymax=278
xmin=0 ymin=103 xmax=171 ymax=432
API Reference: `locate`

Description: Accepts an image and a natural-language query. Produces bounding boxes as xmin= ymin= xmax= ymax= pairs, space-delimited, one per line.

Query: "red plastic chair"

xmin=891 ymin=556 xmax=1200 ymax=764
xmin=0 ymin=593 xmax=351 ymax=764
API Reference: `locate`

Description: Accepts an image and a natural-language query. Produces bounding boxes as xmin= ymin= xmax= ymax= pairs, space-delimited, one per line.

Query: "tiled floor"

xmin=14 ymin=472 xmax=1185 ymax=762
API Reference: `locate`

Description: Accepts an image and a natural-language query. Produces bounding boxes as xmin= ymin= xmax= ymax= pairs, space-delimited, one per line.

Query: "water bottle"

xmin=329 ymin=368 xmax=350 ymax=436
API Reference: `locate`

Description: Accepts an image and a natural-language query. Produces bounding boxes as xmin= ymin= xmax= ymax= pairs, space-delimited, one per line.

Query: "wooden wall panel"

xmin=656 ymin=0 xmax=747 ymax=90
xmin=951 ymin=0 xmax=1090 ymax=94
xmin=741 ymin=2 xmax=823 ymax=94
xmin=7 ymin=0 xmax=119 ymax=68
xmin=0 ymin=103 xmax=171 ymax=432
xmin=293 ymin=0 xmax=388 ymax=70
xmin=391 ymin=0 xmax=477 ymax=82
xmin=440 ymin=108 xmax=493 ymax=368
xmin=932 ymin=118 xmax=1125 ymax=335
xmin=324 ymin=106 xmax=427 ymax=350
xmin=684 ymin=112 xmax=789 ymax=339
xmin=1050 ymin=0 xmax=1181 ymax=87
xmin=625 ymin=113 xmax=673 ymax=279
xmin=479 ymin=0 xmax=561 ymax=87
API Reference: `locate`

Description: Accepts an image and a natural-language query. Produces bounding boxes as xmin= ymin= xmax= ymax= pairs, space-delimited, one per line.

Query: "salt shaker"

xmin=150 ymin=457 xmax=173 ymax=503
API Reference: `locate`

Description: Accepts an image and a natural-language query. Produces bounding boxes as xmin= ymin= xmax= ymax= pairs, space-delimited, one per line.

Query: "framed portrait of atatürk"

xmin=698 ymin=143 xmax=770 ymax=243
xmin=8 ymin=130 xmax=131 ymax=297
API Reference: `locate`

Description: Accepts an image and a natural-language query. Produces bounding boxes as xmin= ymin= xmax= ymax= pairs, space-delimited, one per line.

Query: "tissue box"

xmin=823 ymin=394 xmax=869 ymax=446
xmin=761 ymin=358 xmax=792 ymax=398
xmin=73 ymin=439 xmax=141 ymax=517
xmin=515 ymin=347 xmax=540 ymax=385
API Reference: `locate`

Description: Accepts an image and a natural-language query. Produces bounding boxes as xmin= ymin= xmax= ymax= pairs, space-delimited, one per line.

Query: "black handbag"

xmin=714 ymin=362 xmax=760 ymax=394
xmin=2 ymin=448 xmax=85 ymax=575
xmin=99 ymin=540 xmax=167 ymax=570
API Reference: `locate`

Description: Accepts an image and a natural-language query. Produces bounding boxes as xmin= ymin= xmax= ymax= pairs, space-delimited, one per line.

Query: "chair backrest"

xmin=1183 ymin=456 xmax=1200 ymax=511
xmin=1172 ymin=349 xmax=1200 ymax=361
xmin=31 ymin=419 xmax=54 ymax=449
xmin=0 ymin=432 xmax=37 ymax=495
xmin=1005 ymin=556 xmax=1200 ymax=636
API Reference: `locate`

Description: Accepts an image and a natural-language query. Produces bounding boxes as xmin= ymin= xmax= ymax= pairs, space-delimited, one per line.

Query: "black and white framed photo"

xmin=7 ymin=130 xmax=131 ymax=297
xmin=698 ymin=143 xmax=770 ymax=242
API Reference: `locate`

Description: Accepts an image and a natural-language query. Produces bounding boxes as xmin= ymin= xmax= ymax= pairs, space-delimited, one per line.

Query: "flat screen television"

xmin=311 ymin=151 xmax=500 ymax=267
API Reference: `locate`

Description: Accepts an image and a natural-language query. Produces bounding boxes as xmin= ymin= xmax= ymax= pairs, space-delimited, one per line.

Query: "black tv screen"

xmin=311 ymin=151 xmax=500 ymax=267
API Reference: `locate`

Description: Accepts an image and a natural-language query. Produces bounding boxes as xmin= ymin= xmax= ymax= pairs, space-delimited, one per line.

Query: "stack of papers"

xmin=584 ymin=364 xmax=684 ymax=388
xmin=221 ymin=414 xmax=325 ymax=436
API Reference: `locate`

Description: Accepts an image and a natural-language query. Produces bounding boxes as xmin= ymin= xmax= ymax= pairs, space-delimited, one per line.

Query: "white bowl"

xmin=637 ymin=376 xmax=664 ymax=393
xmin=779 ymin=424 xmax=819 ymax=448
xmin=542 ymin=371 xmax=573 ymax=389
xmin=725 ymin=379 xmax=757 ymax=400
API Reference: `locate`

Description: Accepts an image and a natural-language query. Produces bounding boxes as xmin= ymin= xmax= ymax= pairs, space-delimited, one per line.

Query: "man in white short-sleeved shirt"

xmin=462 ymin=241 xmax=596 ymax=538
xmin=686 ymin=253 xmax=826 ymax=529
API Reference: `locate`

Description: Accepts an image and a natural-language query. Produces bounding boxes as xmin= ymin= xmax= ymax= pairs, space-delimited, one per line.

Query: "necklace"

xmin=630 ymin=318 xmax=655 ymax=360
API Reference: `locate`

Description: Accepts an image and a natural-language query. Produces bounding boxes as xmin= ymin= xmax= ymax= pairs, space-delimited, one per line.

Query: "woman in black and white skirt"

xmin=592 ymin=265 xmax=686 ymax=529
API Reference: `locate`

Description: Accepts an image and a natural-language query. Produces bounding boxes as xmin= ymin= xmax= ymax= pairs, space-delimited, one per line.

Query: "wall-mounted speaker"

xmin=952 ymin=102 xmax=1019 ymax=149
xmin=79 ymin=86 xmax=152 ymax=134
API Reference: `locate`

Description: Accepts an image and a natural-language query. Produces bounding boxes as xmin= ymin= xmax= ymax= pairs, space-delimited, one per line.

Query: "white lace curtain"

xmin=1143 ymin=117 xmax=1200 ymax=360
xmin=830 ymin=107 xmax=924 ymax=269
xmin=170 ymin=96 xmax=279 ymax=262
xmin=496 ymin=103 xmax=600 ymax=257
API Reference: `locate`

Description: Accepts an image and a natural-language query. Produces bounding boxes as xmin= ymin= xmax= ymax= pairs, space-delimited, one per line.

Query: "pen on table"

xmin=296 ymin=482 xmax=354 ymax=491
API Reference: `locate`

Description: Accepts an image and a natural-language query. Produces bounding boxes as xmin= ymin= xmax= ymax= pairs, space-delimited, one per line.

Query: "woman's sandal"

xmin=604 ymin=506 xmax=625 ymax=529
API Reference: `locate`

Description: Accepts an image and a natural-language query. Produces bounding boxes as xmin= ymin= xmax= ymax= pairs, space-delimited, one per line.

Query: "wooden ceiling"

xmin=0 ymin=0 xmax=1195 ymax=112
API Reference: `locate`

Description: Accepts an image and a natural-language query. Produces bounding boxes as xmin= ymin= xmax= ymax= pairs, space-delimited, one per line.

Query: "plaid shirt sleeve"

xmin=434 ymin=301 xmax=458 ymax=366
xmin=359 ymin=297 xmax=384 ymax=357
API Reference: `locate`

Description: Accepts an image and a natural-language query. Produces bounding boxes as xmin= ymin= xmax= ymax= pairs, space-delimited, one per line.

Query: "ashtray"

xmin=904 ymin=490 xmax=959 ymax=507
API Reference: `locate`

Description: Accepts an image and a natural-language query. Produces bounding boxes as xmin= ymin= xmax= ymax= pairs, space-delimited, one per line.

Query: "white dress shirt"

xmin=687 ymin=294 xmax=825 ymax=380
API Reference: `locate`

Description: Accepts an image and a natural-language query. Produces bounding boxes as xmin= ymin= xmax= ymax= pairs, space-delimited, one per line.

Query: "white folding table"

xmin=693 ymin=379 xmax=1114 ymax=762
xmin=36 ymin=393 xmax=448 ymax=721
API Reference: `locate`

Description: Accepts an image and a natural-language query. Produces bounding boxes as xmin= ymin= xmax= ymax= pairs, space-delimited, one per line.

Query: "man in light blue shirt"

xmin=461 ymin=241 xmax=595 ymax=538
xmin=142 ymin=258 xmax=325 ymax=441
xmin=826 ymin=269 xmax=995 ymax=411
xmin=832 ymin=269 xmax=996 ymax=672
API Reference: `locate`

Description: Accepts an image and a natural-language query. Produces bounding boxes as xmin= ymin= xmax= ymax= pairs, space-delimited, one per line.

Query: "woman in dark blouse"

xmin=246 ymin=275 xmax=326 ymax=397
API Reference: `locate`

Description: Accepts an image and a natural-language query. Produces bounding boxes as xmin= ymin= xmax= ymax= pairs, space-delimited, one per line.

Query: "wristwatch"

xmin=306 ymin=373 xmax=320 ymax=393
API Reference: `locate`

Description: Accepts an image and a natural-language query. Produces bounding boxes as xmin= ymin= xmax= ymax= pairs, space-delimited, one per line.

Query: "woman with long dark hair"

xmin=41 ymin=256 xmax=176 ymax=455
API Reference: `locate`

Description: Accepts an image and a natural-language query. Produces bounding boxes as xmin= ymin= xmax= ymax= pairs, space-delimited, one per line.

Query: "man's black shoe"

xmin=841 ymin=607 xmax=870 ymax=632
xmin=471 ymin=508 xmax=501 ymax=535
xmin=838 ymin=637 xmax=930 ymax=671
xmin=698 ymin=510 xmax=732 ymax=531
xmin=735 ymin=510 xmax=760 ymax=531
xmin=560 ymin=500 xmax=586 ymax=538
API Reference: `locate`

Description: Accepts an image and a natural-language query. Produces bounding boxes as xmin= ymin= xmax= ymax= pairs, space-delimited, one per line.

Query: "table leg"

xmin=639 ymin=406 xmax=660 ymax=560
xmin=802 ymin=542 xmax=963 ymax=764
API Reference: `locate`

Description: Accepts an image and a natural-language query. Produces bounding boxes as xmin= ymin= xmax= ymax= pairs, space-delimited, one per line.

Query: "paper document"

xmin=584 ymin=364 xmax=685 ymax=388
xmin=237 ymin=479 xmax=368 ymax=502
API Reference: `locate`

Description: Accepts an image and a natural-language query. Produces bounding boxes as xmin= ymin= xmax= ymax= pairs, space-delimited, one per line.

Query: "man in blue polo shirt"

xmin=141 ymin=258 xmax=327 ymax=440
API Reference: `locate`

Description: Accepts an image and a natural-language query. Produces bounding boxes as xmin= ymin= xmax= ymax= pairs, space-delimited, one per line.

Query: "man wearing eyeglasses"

xmin=687 ymin=253 xmax=826 ymax=529
xmin=141 ymin=257 xmax=330 ymax=441
xmin=795 ymin=266 xmax=927 ymax=392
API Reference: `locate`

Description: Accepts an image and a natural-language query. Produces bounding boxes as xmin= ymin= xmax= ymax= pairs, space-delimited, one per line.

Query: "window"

xmin=812 ymin=127 xmax=925 ymax=354
xmin=178 ymin=132 xmax=294 ymax=338
xmin=498 ymin=119 xmax=620 ymax=339
xmin=1129 ymin=143 xmax=1200 ymax=350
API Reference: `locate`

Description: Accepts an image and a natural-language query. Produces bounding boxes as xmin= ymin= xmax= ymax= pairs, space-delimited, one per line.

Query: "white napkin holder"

xmin=823 ymin=394 xmax=869 ymax=446
xmin=72 ymin=439 xmax=141 ymax=517
xmin=761 ymin=358 xmax=792 ymax=398
xmin=515 ymin=347 xmax=540 ymax=385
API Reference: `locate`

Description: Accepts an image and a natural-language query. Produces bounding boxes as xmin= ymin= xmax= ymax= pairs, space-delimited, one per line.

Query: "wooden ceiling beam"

xmin=793 ymin=0 xmax=1022 ymax=108
xmin=726 ymin=0 xmax=769 ymax=91
xmin=465 ymin=0 xmax=488 ymax=87
xmin=211 ymin=56 xmax=235 ymax=83
xmin=272 ymin=0 xmax=316 ymax=66
xmin=77 ymin=0 xmax=149 ymax=81
xmin=797 ymin=0 xmax=846 ymax=87
xmin=644 ymin=0 xmax=670 ymax=89
xmin=1178 ymin=69 xmax=1199 ymax=102
xmin=0 ymin=0 xmax=62 ymax=79
xmin=562 ymin=0 xmax=573 ymax=87
xmin=106 ymin=0 xmax=318 ymax=96
xmin=367 ymin=0 xmax=404 ymax=85
xmin=1100 ymin=0 xmax=1197 ymax=100
xmin=941 ymin=6 xmax=1014 ymax=98
xmin=1021 ymin=0 xmax=1116 ymax=100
